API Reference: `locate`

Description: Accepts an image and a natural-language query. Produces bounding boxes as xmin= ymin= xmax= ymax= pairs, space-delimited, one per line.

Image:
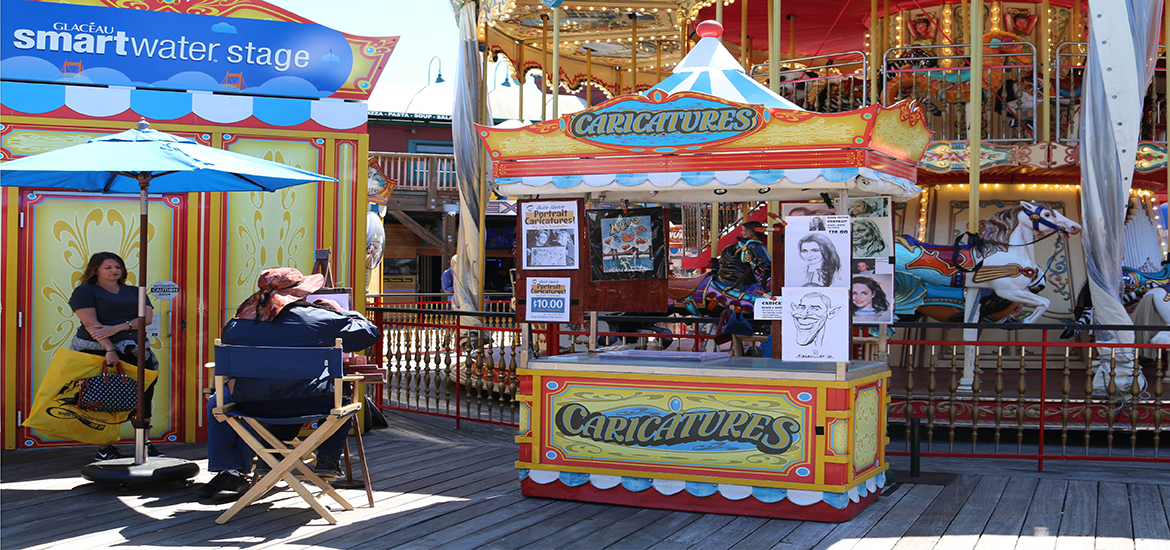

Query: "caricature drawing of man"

xmin=791 ymin=292 xmax=841 ymax=347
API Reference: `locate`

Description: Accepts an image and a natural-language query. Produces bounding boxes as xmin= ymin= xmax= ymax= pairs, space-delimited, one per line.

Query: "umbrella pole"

xmin=134 ymin=176 xmax=150 ymax=465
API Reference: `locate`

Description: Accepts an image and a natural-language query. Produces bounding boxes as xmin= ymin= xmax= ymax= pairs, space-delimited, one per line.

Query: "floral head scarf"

xmin=234 ymin=267 xmax=325 ymax=322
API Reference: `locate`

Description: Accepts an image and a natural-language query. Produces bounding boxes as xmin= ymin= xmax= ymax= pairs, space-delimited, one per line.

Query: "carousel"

xmin=464 ymin=0 xmax=1170 ymax=427
xmin=476 ymin=20 xmax=933 ymax=521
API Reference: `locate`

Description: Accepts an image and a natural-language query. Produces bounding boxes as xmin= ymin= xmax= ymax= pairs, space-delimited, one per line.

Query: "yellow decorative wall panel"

xmin=27 ymin=194 xmax=176 ymax=441
xmin=225 ymin=139 xmax=319 ymax=313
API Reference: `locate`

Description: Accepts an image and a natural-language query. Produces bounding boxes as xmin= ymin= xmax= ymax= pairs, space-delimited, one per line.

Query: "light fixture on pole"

xmin=428 ymin=56 xmax=445 ymax=84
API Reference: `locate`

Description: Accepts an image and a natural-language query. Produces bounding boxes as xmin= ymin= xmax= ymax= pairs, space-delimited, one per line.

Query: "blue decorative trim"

xmin=751 ymin=486 xmax=788 ymax=503
xmin=685 ymin=481 xmax=718 ymax=497
xmin=621 ymin=477 xmax=654 ymax=492
xmin=560 ymin=472 xmax=591 ymax=487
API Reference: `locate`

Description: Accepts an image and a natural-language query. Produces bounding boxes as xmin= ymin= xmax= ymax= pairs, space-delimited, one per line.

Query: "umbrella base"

xmin=81 ymin=457 xmax=200 ymax=485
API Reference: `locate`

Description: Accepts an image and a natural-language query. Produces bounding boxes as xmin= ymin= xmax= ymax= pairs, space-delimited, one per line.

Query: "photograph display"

xmin=848 ymin=197 xmax=894 ymax=259
xmin=521 ymin=201 xmax=580 ymax=270
xmin=784 ymin=216 xmax=850 ymax=288
xmin=587 ymin=207 xmax=667 ymax=282
xmin=781 ymin=286 xmax=849 ymax=362
xmin=851 ymin=274 xmax=894 ymax=324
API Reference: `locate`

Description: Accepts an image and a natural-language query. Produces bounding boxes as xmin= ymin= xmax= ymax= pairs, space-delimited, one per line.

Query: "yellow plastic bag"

xmin=23 ymin=349 xmax=159 ymax=445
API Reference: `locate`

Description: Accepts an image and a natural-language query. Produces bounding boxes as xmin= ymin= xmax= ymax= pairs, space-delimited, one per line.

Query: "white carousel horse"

xmin=896 ymin=200 xmax=1083 ymax=324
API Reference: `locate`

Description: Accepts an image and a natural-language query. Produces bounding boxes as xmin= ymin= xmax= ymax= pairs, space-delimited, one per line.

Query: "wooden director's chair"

xmin=208 ymin=338 xmax=363 ymax=525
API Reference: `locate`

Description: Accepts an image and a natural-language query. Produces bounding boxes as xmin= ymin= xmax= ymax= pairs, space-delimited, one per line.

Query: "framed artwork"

xmin=587 ymin=207 xmax=666 ymax=282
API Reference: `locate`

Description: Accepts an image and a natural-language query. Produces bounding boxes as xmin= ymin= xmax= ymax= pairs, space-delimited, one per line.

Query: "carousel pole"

xmin=657 ymin=40 xmax=663 ymax=83
xmin=788 ymin=14 xmax=794 ymax=59
xmin=518 ymin=41 xmax=525 ymax=120
xmin=769 ymin=0 xmax=781 ymax=93
xmin=1039 ymin=0 xmax=1051 ymax=142
xmin=741 ymin=0 xmax=749 ymax=69
xmin=770 ymin=0 xmax=783 ymax=359
xmin=883 ymin=0 xmax=889 ymax=59
xmin=715 ymin=0 xmax=723 ymax=42
xmin=962 ymin=0 xmax=984 ymax=389
xmin=552 ymin=7 xmax=561 ymax=118
xmin=1165 ymin=1 xmax=1168 ymax=209
xmin=870 ymin=0 xmax=879 ymax=105
xmin=631 ymin=12 xmax=637 ymax=93
xmin=480 ymin=6 xmax=490 ymax=307
xmin=541 ymin=14 xmax=549 ymax=120
xmin=586 ymin=48 xmax=593 ymax=105
xmin=683 ymin=13 xmax=691 ymax=56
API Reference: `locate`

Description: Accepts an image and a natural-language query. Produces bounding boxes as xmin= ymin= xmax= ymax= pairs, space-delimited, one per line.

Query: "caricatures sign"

xmin=784 ymin=216 xmax=850 ymax=288
xmin=587 ymin=207 xmax=666 ymax=282
xmin=526 ymin=278 xmax=571 ymax=323
xmin=781 ymin=286 xmax=849 ymax=362
xmin=521 ymin=201 xmax=580 ymax=270
xmin=566 ymin=92 xmax=767 ymax=152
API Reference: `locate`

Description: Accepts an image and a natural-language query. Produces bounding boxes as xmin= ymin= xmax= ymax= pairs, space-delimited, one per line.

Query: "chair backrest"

xmin=214 ymin=343 xmax=343 ymax=380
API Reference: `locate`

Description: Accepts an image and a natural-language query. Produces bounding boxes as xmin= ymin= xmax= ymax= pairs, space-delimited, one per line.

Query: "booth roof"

xmin=493 ymin=167 xmax=920 ymax=204
xmin=647 ymin=35 xmax=802 ymax=111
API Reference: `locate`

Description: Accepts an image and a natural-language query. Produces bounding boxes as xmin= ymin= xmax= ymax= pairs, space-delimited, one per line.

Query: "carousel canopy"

xmin=476 ymin=21 xmax=933 ymax=203
xmin=648 ymin=23 xmax=802 ymax=111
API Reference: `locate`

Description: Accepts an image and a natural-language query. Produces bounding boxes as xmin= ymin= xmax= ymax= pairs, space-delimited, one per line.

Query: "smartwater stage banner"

xmin=1 ymin=0 xmax=352 ymax=98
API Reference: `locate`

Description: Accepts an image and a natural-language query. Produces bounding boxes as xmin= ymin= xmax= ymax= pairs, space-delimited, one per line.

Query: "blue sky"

xmin=267 ymin=0 xmax=462 ymax=89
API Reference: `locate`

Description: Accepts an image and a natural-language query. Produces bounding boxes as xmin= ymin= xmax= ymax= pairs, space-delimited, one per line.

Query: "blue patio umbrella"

xmin=0 ymin=119 xmax=337 ymax=476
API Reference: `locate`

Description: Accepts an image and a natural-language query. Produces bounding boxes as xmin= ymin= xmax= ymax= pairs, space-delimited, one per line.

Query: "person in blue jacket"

xmin=197 ymin=267 xmax=378 ymax=500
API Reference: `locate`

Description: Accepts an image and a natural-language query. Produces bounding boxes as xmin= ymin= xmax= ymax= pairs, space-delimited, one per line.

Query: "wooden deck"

xmin=3 ymin=411 xmax=1169 ymax=550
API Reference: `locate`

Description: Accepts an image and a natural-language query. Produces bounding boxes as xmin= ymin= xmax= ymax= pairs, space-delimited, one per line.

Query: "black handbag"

xmin=77 ymin=362 xmax=138 ymax=413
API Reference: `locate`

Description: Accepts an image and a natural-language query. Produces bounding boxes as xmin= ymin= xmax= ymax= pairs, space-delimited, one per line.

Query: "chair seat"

xmin=223 ymin=410 xmax=344 ymax=425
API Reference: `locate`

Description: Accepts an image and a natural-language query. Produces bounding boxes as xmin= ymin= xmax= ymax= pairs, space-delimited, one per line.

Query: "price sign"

xmin=526 ymin=277 xmax=571 ymax=323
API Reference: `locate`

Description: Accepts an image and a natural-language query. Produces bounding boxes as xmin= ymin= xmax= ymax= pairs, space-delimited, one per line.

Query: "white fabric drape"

xmin=1079 ymin=0 xmax=1163 ymax=394
xmin=452 ymin=1 xmax=489 ymax=314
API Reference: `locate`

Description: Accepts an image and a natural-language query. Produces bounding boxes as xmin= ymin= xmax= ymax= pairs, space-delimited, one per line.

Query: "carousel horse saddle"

xmin=896 ymin=235 xmax=979 ymax=288
xmin=667 ymin=274 xmax=710 ymax=301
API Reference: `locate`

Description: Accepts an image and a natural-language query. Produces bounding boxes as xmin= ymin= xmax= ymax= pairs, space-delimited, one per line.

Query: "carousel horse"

xmin=668 ymin=237 xmax=771 ymax=316
xmin=883 ymin=32 xmax=1032 ymax=117
xmin=776 ymin=69 xmax=822 ymax=110
xmin=895 ymin=200 xmax=1082 ymax=324
xmin=815 ymin=76 xmax=867 ymax=113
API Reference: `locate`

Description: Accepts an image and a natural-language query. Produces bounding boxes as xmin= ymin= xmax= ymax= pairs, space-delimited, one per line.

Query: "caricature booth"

xmin=477 ymin=24 xmax=932 ymax=522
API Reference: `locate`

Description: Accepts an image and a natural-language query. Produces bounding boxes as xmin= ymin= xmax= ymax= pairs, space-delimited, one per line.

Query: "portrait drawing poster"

xmin=784 ymin=215 xmax=851 ymax=288
xmin=587 ymin=207 xmax=666 ymax=282
xmin=521 ymin=200 xmax=580 ymax=270
xmin=847 ymin=196 xmax=894 ymax=259
xmin=781 ymin=286 xmax=849 ymax=362
xmin=850 ymin=273 xmax=895 ymax=325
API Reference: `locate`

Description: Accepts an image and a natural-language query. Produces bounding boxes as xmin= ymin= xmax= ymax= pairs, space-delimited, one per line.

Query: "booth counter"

xmin=516 ymin=352 xmax=889 ymax=521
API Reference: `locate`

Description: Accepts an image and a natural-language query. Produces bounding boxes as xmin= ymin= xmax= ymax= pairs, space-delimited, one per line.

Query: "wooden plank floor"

xmin=3 ymin=411 xmax=1169 ymax=550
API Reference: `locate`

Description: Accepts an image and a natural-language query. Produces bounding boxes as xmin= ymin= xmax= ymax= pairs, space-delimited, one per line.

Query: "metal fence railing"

xmin=749 ymin=51 xmax=869 ymax=113
xmin=369 ymin=152 xmax=457 ymax=195
xmin=883 ymin=43 xmax=1037 ymax=144
xmin=365 ymin=304 xmax=1169 ymax=470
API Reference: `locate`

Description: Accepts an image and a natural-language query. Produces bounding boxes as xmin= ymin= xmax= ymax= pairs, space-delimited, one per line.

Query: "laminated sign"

xmin=521 ymin=201 xmax=579 ymax=270
xmin=526 ymin=277 xmax=570 ymax=323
